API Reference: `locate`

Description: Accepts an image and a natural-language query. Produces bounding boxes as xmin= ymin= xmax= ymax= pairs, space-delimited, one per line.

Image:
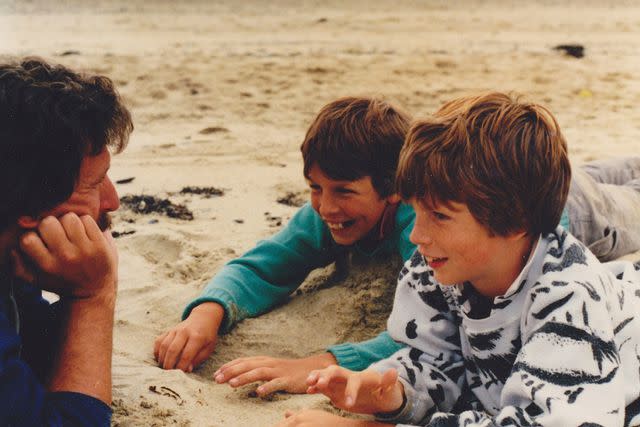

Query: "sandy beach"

xmin=2 ymin=1 xmax=640 ymax=425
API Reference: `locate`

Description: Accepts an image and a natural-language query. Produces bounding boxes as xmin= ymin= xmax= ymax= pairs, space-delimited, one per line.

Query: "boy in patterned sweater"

xmin=279 ymin=92 xmax=640 ymax=426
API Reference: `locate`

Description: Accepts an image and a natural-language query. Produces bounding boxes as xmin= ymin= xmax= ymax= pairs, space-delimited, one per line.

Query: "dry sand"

xmin=2 ymin=1 xmax=640 ymax=425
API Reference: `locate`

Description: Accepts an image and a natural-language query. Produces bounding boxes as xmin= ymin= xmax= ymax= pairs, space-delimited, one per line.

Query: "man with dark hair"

xmin=0 ymin=57 xmax=132 ymax=425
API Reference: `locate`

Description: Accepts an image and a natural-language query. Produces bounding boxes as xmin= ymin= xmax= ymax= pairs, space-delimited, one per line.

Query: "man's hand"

xmin=214 ymin=352 xmax=337 ymax=395
xmin=154 ymin=302 xmax=224 ymax=371
xmin=15 ymin=213 xmax=118 ymax=298
xmin=306 ymin=366 xmax=404 ymax=415
xmin=273 ymin=410 xmax=392 ymax=427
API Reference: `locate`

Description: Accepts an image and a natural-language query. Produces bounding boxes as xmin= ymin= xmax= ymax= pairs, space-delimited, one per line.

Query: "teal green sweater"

xmin=183 ymin=202 xmax=416 ymax=371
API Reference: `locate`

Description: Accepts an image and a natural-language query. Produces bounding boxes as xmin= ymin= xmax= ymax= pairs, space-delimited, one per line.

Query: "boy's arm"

xmin=156 ymin=203 xmax=334 ymax=370
xmin=185 ymin=203 xmax=333 ymax=331
xmin=328 ymin=331 xmax=405 ymax=371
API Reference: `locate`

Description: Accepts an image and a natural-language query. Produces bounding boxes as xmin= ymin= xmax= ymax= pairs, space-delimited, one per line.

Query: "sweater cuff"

xmin=326 ymin=343 xmax=365 ymax=371
xmin=374 ymin=378 xmax=433 ymax=424
xmin=182 ymin=289 xmax=241 ymax=334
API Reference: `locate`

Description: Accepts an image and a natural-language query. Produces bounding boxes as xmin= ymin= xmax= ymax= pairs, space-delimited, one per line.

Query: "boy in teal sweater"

xmin=154 ymin=96 xmax=640 ymax=398
xmin=155 ymin=97 xmax=416 ymax=391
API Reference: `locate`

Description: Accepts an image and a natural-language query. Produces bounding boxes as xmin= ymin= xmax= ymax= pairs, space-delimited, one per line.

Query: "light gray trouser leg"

xmin=567 ymin=157 xmax=640 ymax=261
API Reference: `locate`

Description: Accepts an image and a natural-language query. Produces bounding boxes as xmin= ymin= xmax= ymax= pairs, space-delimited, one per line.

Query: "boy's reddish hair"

xmin=397 ymin=92 xmax=571 ymax=236
xmin=301 ymin=96 xmax=411 ymax=197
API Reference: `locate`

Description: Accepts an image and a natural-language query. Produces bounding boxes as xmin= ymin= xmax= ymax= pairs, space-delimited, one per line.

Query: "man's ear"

xmin=386 ymin=194 xmax=401 ymax=204
xmin=17 ymin=215 xmax=39 ymax=230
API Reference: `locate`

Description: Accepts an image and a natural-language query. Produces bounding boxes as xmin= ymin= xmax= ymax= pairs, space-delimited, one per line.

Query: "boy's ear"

xmin=386 ymin=194 xmax=401 ymax=204
xmin=17 ymin=215 xmax=40 ymax=230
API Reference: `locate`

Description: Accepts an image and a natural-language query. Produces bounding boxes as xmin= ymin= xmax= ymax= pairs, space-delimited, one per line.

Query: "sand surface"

xmin=2 ymin=1 xmax=640 ymax=425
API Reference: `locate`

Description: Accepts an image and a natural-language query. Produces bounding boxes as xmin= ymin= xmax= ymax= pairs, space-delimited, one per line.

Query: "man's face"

xmin=307 ymin=164 xmax=393 ymax=246
xmin=41 ymin=148 xmax=119 ymax=231
xmin=409 ymin=199 xmax=524 ymax=297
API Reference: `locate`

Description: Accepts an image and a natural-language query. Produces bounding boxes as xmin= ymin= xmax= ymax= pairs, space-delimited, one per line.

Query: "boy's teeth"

xmin=327 ymin=222 xmax=345 ymax=230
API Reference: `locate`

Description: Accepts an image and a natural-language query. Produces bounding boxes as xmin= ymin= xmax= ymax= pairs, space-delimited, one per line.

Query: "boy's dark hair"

xmin=397 ymin=92 xmax=571 ymax=237
xmin=301 ymin=96 xmax=411 ymax=197
xmin=0 ymin=57 xmax=133 ymax=229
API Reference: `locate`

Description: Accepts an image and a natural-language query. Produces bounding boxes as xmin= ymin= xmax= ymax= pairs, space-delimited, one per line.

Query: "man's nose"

xmin=101 ymin=176 xmax=120 ymax=212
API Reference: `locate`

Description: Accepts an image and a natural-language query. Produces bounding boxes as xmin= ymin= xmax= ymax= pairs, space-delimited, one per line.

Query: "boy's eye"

xmin=433 ymin=211 xmax=450 ymax=220
xmin=336 ymin=188 xmax=355 ymax=194
xmin=309 ymin=184 xmax=321 ymax=192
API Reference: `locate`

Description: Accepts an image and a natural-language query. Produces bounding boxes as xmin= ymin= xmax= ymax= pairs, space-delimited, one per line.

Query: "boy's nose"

xmin=100 ymin=176 xmax=120 ymax=212
xmin=409 ymin=222 xmax=432 ymax=246
xmin=319 ymin=193 xmax=340 ymax=217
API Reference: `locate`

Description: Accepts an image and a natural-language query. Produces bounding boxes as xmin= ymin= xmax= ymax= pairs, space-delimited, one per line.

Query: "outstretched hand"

xmin=154 ymin=302 xmax=224 ymax=371
xmin=306 ymin=366 xmax=404 ymax=415
xmin=214 ymin=353 xmax=337 ymax=395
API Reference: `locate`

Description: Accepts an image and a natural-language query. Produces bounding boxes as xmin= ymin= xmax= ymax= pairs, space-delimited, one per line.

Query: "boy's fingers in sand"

xmin=215 ymin=355 xmax=333 ymax=394
xmin=156 ymin=330 xmax=186 ymax=369
xmin=176 ymin=336 xmax=216 ymax=372
xmin=256 ymin=377 xmax=288 ymax=396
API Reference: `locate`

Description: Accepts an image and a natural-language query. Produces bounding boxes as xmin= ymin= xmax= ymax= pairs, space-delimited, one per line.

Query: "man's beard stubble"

xmin=98 ymin=212 xmax=112 ymax=232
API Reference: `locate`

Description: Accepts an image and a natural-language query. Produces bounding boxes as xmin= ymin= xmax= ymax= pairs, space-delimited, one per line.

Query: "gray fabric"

xmin=567 ymin=157 xmax=640 ymax=261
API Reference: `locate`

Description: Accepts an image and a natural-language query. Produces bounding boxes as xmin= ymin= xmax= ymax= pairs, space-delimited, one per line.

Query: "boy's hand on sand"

xmin=274 ymin=409 xmax=385 ymax=427
xmin=214 ymin=353 xmax=337 ymax=395
xmin=306 ymin=366 xmax=404 ymax=415
xmin=14 ymin=213 xmax=118 ymax=298
xmin=154 ymin=302 xmax=224 ymax=371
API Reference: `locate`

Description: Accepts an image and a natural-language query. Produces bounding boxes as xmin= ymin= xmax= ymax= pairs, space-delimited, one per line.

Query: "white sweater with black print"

xmin=371 ymin=227 xmax=640 ymax=427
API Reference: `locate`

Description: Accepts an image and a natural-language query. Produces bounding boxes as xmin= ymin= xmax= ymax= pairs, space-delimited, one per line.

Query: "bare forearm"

xmin=48 ymin=290 xmax=116 ymax=404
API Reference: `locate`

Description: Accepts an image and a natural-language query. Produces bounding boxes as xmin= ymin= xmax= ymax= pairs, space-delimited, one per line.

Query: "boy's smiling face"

xmin=409 ymin=199 xmax=531 ymax=297
xmin=307 ymin=164 xmax=397 ymax=246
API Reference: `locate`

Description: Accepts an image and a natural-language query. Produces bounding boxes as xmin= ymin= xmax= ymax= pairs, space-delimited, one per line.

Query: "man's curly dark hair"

xmin=0 ymin=57 xmax=133 ymax=229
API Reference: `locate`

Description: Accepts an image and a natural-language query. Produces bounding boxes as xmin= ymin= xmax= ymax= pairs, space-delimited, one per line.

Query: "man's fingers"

xmin=80 ymin=214 xmax=105 ymax=242
xmin=19 ymin=231 xmax=55 ymax=271
xmin=37 ymin=216 xmax=68 ymax=252
xmin=59 ymin=213 xmax=86 ymax=243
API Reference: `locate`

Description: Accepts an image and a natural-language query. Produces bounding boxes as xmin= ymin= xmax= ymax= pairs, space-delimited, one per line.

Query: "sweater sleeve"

xmin=0 ymin=305 xmax=111 ymax=426
xmin=327 ymin=331 xmax=404 ymax=371
xmin=183 ymin=203 xmax=335 ymax=333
